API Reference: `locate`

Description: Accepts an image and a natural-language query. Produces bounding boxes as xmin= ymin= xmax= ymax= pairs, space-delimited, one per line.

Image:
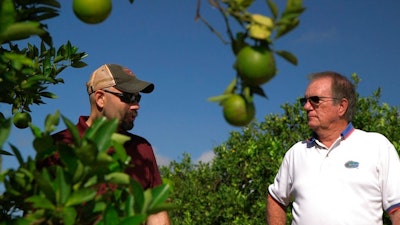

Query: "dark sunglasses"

xmin=103 ymin=89 xmax=141 ymax=104
xmin=299 ymin=96 xmax=338 ymax=106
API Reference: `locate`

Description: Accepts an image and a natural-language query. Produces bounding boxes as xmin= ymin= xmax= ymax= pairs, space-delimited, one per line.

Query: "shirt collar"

xmin=307 ymin=122 xmax=355 ymax=144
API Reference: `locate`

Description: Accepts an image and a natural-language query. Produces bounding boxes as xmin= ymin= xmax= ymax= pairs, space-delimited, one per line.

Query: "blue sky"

xmin=2 ymin=0 xmax=400 ymax=169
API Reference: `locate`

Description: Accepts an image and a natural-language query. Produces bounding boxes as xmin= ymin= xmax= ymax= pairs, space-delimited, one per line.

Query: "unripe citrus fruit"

xmin=13 ymin=112 xmax=31 ymax=129
xmin=73 ymin=0 xmax=112 ymax=24
xmin=235 ymin=45 xmax=276 ymax=86
xmin=222 ymin=94 xmax=255 ymax=127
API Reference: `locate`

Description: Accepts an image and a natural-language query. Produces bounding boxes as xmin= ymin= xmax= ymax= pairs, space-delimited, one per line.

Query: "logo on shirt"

xmin=344 ymin=160 xmax=359 ymax=169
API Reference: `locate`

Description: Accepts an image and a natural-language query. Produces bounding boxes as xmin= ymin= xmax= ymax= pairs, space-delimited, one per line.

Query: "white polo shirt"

xmin=268 ymin=123 xmax=400 ymax=225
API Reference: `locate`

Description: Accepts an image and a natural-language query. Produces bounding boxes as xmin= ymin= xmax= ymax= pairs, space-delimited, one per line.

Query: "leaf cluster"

xmin=0 ymin=0 xmax=88 ymax=114
xmin=201 ymin=0 xmax=305 ymax=126
xmin=0 ymin=111 xmax=172 ymax=225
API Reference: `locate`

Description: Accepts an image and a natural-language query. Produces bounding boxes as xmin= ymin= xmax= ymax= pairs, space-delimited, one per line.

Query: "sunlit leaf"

xmin=119 ymin=215 xmax=147 ymax=225
xmin=65 ymin=188 xmax=96 ymax=207
xmin=62 ymin=207 xmax=77 ymax=225
xmin=275 ymin=50 xmax=298 ymax=65
xmin=25 ymin=195 xmax=55 ymax=210
xmin=266 ymin=0 xmax=279 ymax=19
xmin=0 ymin=0 xmax=16 ymax=34
xmin=54 ymin=166 xmax=71 ymax=204
xmin=62 ymin=115 xmax=81 ymax=146
xmin=148 ymin=183 xmax=171 ymax=210
xmin=44 ymin=110 xmax=60 ymax=134
xmin=105 ymin=172 xmax=130 ymax=185
xmin=102 ymin=206 xmax=119 ymax=225
xmin=0 ymin=22 xmax=45 ymax=42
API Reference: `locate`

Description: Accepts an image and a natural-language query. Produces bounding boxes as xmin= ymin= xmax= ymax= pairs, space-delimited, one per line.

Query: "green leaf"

xmin=131 ymin=180 xmax=145 ymax=214
xmin=62 ymin=115 xmax=81 ymax=146
xmin=34 ymin=170 xmax=55 ymax=202
xmin=75 ymin=141 xmax=97 ymax=165
xmin=207 ymin=94 xmax=232 ymax=103
xmin=223 ymin=77 xmax=237 ymax=94
xmin=65 ymin=188 xmax=96 ymax=207
xmin=84 ymin=117 xmax=118 ymax=152
xmin=9 ymin=144 xmax=24 ymax=165
xmin=242 ymin=86 xmax=253 ymax=103
xmin=105 ymin=172 xmax=130 ymax=185
xmin=284 ymin=0 xmax=305 ymax=14
xmin=71 ymin=61 xmax=88 ymax=68
xmin=266 ymin=0 xmax=279 ymax=19
xmin=148 ymin=183 xmax=171 ymax=210
xmin=124 ymin=195 xmax=135 ymax=216
xmin=25 ymin=195 xmax=55 ymax=210
xmin=0 ymin=116 xmax=11 ymax=149
xmin=102 ymin=206 xmax=119 ymax=225
xmin=37 ymin=0 xmax=61 ymax=8
xmin=40 ymin=91 xmax=57 ymax=99
xmin=0 ymin=0 xmax=16 ymax=34
xmin=111 ymin=133 xmax=130 ymax=145
xmin=62 ymin=207 xmax=77 ymax=225
xmin=0 ymin=22 xmax=45 ymax=42
xmin=250 ymin=85 xmax=268 ymax=98
xmin=274 ymin=50 xmax=298 ymax=65
xmin=44 ymin=110 xmax=60 ymax=134
xmin=111 ymin=133 xmax=130 ymax=164
xmin=84 ymin=175 xmax=98 ymax=188
xmin=29 ymin=123 xmax=42 ymax=138
xmin=54 ymin=166 xmax=71 ymax=205
xmin=275 ymin=18 xmax=300 ymax=39
xmin=0 ymin=149 xmax=13 ymax=156
xmin=119 ymin=215 xmax=147 ymax=225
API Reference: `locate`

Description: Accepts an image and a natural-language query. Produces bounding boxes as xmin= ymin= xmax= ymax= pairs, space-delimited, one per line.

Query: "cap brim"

xmin=116 ymin=80 xmax=154 ymax=94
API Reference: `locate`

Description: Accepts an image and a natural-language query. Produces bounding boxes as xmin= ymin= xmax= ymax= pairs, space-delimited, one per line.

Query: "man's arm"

xmin=146 ymin=211 xmax=170 ymax=225
xmin=266 ymin=193 xmax=286 ymax=225
xmin=390 ymin=209 xmax=400 ymax=225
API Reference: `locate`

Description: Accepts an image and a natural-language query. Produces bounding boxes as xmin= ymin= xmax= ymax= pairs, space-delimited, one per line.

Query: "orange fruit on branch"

xmin=13 ymin=111 xmax=31 ymax=129
xmin=222 ymin=94 xmax=255 ymax=127
xmin=73 ymin=0 xmax=112 ymax=24
xmin=234 ymin=45 xmax=276 ymax=86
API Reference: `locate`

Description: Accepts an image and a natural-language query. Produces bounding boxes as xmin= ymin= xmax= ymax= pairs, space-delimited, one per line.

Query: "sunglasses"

xmin=299 ymin=96 xmax=339 ymax=106
xmin=103 ymin=89 xmax=141 ymax=104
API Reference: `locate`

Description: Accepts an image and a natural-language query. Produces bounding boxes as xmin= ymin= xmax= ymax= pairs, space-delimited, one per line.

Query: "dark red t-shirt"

xmin=42 ymin=116 xmax=162 ymax=190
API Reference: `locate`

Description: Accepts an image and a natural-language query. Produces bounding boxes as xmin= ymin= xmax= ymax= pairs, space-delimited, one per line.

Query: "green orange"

xmin=13 ymin=112 xmax=31 ymax=129
xmin=73 ymin=0 xmax=112 ymax=24
xmin=222 ymin=94 xmax=255 ymax=127
xmin=235 ymin=45 xmax=276 ymax=86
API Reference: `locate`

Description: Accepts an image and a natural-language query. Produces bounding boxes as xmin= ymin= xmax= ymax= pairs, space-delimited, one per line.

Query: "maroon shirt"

xmin=44 ymin=116 xmax=162 ymax=190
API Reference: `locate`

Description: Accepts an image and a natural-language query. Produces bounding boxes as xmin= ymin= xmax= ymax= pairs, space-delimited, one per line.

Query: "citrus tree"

xmin=0 ymin=0 xmax=171 ymax=224
xmin=160 ymin=75 xmax=400 ymax=225
xmin=202 ymin=0 xmax=305 ymax=126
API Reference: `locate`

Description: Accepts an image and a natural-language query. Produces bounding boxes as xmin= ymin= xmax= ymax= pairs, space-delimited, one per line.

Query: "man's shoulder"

xmin=124 ymin=132 xmax=151 ymax=144
xmin=351 ymin=129 xmax=390 ymax=142
xmin=52 ymin=116 xmax=88 ymax=144
xmin=52 ymin=128 xmax=74 ymax=144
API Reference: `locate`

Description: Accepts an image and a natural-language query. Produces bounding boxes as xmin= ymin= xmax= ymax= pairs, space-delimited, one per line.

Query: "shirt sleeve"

xmin=379 ymin=134 xmax=400 ymax=213
xmin=268 ymin=148 xmax=293 ymax=207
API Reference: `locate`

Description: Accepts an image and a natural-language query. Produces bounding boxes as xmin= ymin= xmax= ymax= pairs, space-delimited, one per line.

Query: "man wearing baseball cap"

xmin=44 ymin=64 xmax=170 ymax=224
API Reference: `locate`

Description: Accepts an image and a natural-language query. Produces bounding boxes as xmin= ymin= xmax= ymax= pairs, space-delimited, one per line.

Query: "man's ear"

xmin=94 ymin=90 xmax=105 ymax=108
xmin=338 ymin=98 xmax=348 ymax=117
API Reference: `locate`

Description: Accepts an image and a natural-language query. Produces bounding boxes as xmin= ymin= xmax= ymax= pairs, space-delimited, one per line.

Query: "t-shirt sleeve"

xmin=268 ymin=149 xmax=293 ymax=207
xmin=380 ymin=135 xmax=400 ymax=213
